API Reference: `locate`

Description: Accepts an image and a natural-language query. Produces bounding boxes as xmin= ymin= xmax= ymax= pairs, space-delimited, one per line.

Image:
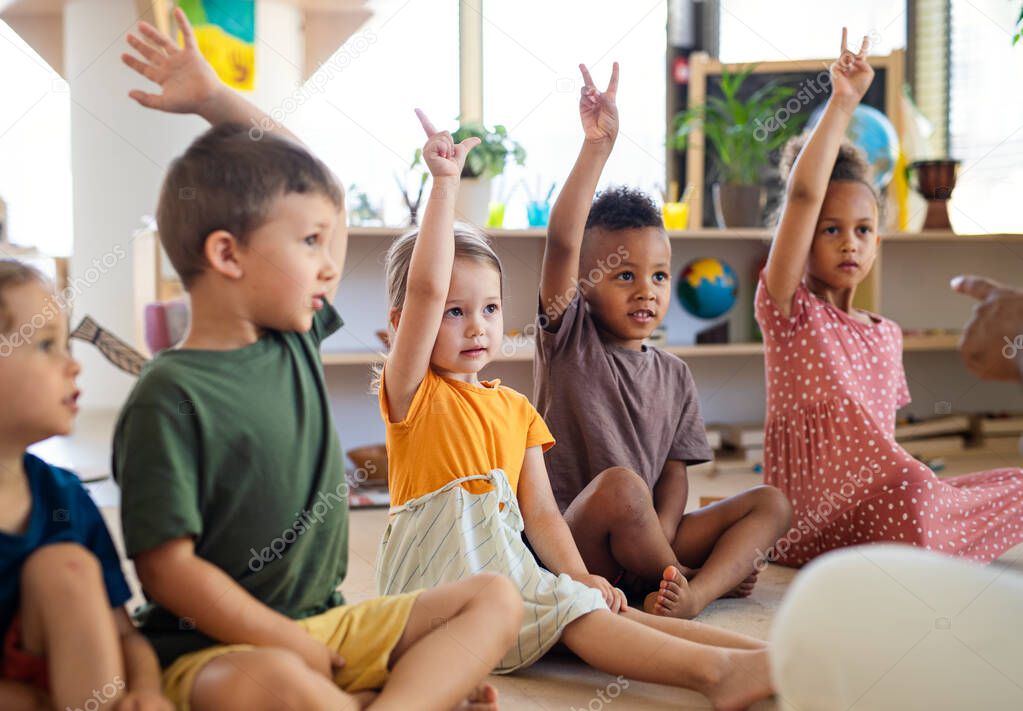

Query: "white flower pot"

xmin=454 ymin=176 xmax=492 ymax=227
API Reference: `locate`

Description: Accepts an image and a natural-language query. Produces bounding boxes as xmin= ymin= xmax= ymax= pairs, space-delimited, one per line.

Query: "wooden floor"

xmin=63 ymin=411 xmax=1020 ymax=711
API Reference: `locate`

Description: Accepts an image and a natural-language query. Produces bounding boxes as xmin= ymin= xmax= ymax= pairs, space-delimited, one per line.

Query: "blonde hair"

xmin=371 ymin=223 xmax=504 ymax=392
xmin=384 ymin=222 xmax=504 ymax=311
xmin=0 ymin=260 xmax=48 ymax=333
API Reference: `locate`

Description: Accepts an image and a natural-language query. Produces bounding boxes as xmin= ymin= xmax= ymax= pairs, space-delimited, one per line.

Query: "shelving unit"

xmin=315 ymin=227 xmax=1014 ymax=367
xmin=133 ymin=227 xmax=1021 ymax=367
xmin=320 ymin=333 xmax=964 ymax=366
xmin=127 ymin=219 xmax=1022 ymax=457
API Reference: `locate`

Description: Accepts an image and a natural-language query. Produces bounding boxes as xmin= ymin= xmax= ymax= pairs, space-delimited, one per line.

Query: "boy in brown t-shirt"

xmin=534 ymin=62 xmax=792 ymax=619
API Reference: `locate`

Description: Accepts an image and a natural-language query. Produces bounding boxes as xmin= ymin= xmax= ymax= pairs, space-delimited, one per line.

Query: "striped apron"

xmin=376 ymin=469 xmax=606 ymax=672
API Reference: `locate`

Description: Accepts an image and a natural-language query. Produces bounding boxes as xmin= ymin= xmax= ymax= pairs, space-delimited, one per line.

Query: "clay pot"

xmin=712 ymin=183 xmax=766 ymax=228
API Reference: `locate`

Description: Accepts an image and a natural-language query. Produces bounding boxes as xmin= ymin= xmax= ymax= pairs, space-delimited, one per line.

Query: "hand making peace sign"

xmin=579 ymin=62 xmax=620 ymax=145
xmin=414 ymin=109 xmax=481 ymax=179
xmin=830 ymin=27 xmax=874 ymax=103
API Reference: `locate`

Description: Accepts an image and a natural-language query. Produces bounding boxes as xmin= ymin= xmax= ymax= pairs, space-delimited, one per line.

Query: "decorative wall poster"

xmin=178 ymin=0 xmax=255 ymax=91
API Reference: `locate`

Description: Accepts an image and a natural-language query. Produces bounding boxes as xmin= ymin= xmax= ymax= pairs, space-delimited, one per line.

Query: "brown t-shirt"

xmin=533 ymin=294 xmax=713 ymax=512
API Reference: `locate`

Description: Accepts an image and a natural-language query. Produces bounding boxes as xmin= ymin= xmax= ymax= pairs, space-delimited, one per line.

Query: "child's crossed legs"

xmin=564 ymin=467 xmax=792 ymax=618
xmin=186 ymin=573 xmax=522 ymax=711
xmin=0 ymin=543 xmax=127 ymax=711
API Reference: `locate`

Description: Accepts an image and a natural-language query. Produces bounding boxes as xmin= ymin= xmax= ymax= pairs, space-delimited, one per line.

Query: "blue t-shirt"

xmin=0 ymin=454 xmax=132 ymax=640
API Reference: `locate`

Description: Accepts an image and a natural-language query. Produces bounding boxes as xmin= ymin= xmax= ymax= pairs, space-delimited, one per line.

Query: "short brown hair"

xmin=0 ymin=260 xmax=47 ymax=333
xmin=156 ymin=123 xmax=344 ymax=287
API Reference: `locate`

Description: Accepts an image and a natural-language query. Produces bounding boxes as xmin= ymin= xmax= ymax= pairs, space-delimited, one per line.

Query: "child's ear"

xmin=203 ymin=230 xmax=244 ymax=280
xmin=388 ymin=307 xmax=401 ymax=332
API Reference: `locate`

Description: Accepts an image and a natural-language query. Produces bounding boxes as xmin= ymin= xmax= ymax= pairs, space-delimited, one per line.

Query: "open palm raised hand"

xmin=579 ymin=62 xmax=619 ymax=144
xmin=122 ymin=6 xmax=223 ymax=114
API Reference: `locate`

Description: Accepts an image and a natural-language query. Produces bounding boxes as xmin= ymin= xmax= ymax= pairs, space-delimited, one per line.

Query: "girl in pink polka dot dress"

xmin=756 ymin=29 xmax=1023 ymax=567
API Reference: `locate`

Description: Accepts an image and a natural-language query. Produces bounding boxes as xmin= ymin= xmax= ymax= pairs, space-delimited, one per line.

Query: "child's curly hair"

xmin=773 ymin=132 xmax=885 ymax=227
xmin=585 ymin=186 xmax=663 ymax=232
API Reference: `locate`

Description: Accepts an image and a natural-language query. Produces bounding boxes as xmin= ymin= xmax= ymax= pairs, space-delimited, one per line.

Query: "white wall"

xmin=67 ymin=0 xmax=304 ymax=410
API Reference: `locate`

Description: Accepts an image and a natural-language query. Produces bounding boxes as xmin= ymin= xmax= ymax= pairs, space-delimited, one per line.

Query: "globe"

xmin=807 ymin=104 xmax=900 ymax=190
xmin=677 ymin=258 xmax=738 ymax=320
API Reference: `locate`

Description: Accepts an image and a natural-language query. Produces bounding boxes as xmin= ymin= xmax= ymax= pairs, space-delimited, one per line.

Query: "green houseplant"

xmin=451 ymin=122 xmax=527 ymax=179
xmin=673 ymin=65 xmax=805 ymax=227
xmin=449 ymin=121 xmax=526 ymax=225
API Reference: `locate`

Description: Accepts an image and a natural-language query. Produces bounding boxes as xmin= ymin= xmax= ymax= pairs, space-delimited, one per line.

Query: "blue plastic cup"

xmin=526 ymin=200 xmax=551 ymax=227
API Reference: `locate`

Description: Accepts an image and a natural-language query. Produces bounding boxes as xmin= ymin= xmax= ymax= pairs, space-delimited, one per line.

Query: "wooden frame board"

xmin=677 ymin=50 xmax=906 ymax=311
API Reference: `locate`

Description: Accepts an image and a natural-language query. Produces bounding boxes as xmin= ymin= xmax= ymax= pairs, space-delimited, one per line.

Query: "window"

xmin=291 ymin=0 xmax=460 ymax=228
xmin=0 ymin=21 xmax=72 ymax=255
xmin=949 ymin=0 xmax=1023 ymax=233
xmin=481 ymin=0 xmax=667 ymax=227
xmin=718 ymin=0 xmax=907 ymax=62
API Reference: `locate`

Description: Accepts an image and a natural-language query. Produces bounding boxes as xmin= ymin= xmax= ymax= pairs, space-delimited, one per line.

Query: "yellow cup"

xmin=662 ymin=201 xmax=690 ymax=230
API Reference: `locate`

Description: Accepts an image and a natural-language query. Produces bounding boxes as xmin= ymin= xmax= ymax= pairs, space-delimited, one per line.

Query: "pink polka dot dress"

xmin=755 ymin=274 xmax=1023 ymax=567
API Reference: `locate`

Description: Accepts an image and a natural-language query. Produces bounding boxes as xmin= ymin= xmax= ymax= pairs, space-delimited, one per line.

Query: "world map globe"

xmin=807 ymin=104 xmax=900 ymax=190
xmin=677 ymin=258 xmax=738 ymax=320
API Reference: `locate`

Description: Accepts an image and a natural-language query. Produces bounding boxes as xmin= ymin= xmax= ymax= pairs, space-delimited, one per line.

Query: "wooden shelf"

xmin=347 ymin=227 xmax=1023 ymax=244
xmin=345 ymin=226 xmax=773 ymax=240
xmin=883 ymin=231 xmax=1023 ymax=243
xmin=320 ymin=333 xmax=964 ymax=367
xmin=902 ymin=333 xmax=961 ymax=351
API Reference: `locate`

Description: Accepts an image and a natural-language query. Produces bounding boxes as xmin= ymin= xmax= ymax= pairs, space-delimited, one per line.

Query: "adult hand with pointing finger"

xmin=952 ymin=274 xmax=1023 ymax=382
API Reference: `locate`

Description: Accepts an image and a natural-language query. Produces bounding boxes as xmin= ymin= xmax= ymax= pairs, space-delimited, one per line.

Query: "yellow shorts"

xmin=162 ymin=592 xmax=421 ymax=710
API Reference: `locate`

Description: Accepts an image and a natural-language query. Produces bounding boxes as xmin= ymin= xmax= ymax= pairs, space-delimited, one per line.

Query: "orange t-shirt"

xmin=380 ymin=368 xmax=555 ymax=507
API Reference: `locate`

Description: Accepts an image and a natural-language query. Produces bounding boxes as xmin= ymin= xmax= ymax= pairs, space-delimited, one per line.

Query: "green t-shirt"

xmin=113 ymin=305 xmax=348 ymax=667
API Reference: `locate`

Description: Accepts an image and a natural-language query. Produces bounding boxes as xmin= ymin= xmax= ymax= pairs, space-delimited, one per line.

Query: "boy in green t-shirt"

xmin=114 ymin=10 xmax=521 ymax=711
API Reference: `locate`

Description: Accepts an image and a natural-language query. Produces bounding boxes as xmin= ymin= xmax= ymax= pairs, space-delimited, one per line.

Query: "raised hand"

xmin=414 ymin=109 xmax=480 ymax=179
xmin=579 ymin=62 xmax=619 ymax=144
xmin=122 ymin=6 xmax=223 ymax=114
xmin=829 ymin=27 xmax=874 ymax=103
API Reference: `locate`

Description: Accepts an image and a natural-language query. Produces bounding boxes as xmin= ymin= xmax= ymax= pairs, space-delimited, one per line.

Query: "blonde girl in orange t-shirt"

xmin=376 ymin=108 xmax=774 ymax=711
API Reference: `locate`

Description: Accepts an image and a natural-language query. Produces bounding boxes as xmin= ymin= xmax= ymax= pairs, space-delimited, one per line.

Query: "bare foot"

xmin=453 ymin=682 xmax=499 ymax=711
xmin=722 ymin=570 xmax=759 ymax=599
xmin=703 ymin=648 xmax=774 ymax=711
xmin=643 ymin=565 xmax=699 ymax=619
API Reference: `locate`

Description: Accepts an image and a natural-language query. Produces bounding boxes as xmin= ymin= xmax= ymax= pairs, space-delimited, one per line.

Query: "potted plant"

xmin=450 ymin=121 xmax=526 ymax=225
xmin=673 ymin=65 xmax=804 ymax=227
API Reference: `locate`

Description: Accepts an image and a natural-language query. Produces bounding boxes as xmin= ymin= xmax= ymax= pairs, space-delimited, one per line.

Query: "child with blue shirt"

xmin=0 ymin=260 xmax=171 ymax=711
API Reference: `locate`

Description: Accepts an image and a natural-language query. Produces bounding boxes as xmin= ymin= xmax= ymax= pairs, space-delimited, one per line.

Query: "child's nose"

xmin=322 ymin=256 xmax=340 ymax=282
xmin=635 ymin=283 xmax=656 ymax=298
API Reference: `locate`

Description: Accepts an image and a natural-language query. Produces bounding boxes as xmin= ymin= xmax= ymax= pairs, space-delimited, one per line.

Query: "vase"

xmin=712 ymin=183 xmax=766 ymax=228
xmin=908 ymin=159 xmax=960 ymax=231
xmin=454 ymin=177 xmax=493 ymax=227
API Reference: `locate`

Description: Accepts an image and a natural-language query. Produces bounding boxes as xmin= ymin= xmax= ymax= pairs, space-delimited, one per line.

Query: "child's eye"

xmin=823 ymin=226 xmax=839 ymax=235
xmin=857 ymin=225 xmax=873 ymax=235
xmin=445 ymin=307 xmax=463 ymax=317
xmin=653 ymin=272 xmax=670 ymax=283
xmin=616 ymin=272 xmax=634 ymax=282
xmin=483 ymin=303 xmax=499 ymax=315
xmin=37 ymin=339 xmax=55 ymax=353
xmin=304 ymin=234 xmax=319 ymax=246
